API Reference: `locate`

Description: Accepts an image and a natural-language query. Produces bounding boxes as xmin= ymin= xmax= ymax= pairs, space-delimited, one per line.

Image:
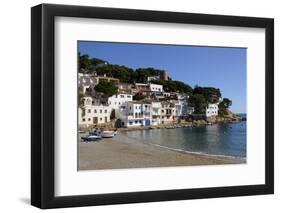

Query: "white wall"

xmin=149 ymin=83 xmax=163 ymax=92
xmin=108 ymin=94 xmax=133 ymax=109
xmin=0 ymin=0 xmax=279 ymax=213
xmin=206 ymin=104 xmax=218 ymax=117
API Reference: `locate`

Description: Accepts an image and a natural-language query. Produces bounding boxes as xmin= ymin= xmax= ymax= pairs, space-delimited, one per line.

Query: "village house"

xmin=153 ymin=91 xmax=171 ymax=100
xmin=159 ymin=102 xmax=176 ymax=124
xmin=151 ymin=102 xmax=162 ymax=125
xmin=147 ymin=70 xmax=169 ymax=82
xmin=78 ymin=96 xmax=112 ymax=127
xmin=205 ymin=103 xmax=219 ymax=117
xmin=93 ymin=74 xmax=120 ymax=86
xmin=149 ymin=83 xmax=163 ymax=92
xmin=118 ymin=82 xmax=133 ymax=94
xmin=134 ymin=82 xmax=163 ymax=93
xmin=78 ymin=73 xmax=96 ymax=95
xmin=108 ymin=93 xmax=133 ymax=110
xmin=119 ymin=101 xmax=152 ymax=127
xmin=147 ymin=75 xmax=160 ymax=82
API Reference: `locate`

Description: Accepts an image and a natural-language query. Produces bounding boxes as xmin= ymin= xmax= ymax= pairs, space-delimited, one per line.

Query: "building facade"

xmin=151 ymin=102 xmax=162 ymax=125
xmin=78 ymin=96 xmax=112 ymax=127
xmin=119 ymin=101 xmax=152 ymax=127
xmin=149 ymin=83 xmax=163 ymax=92
xmin=159 ymin=102 xmax=176 ymax=124
xmin=205 ymin=103 xmax=219 ymax=117
xmin=93 ymin=74 xmax=120 ymax=86
xmin=108 ymin=93 xmax=133 ymax=110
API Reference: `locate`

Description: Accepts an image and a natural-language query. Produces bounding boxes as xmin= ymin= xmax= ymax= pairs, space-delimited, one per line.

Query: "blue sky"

xmin=78 ymin=41 xmax=246 ymax=113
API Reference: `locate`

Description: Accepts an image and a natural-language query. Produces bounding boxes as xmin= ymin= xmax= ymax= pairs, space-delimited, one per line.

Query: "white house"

xmin=151 ymin=102 xmax=162 ymax=125
xmin=206 ymin=103 xmax=219 ymax=117
xmin=119 ymin=101 xmax=152 ymax=127
xmin=78 ymin=96 xmax=112 ymax=127
xmin=108 ymin=93 xmax=133 ymax=110
xmin=149 ymin=83 xmax=163 ymax=92
xmin=134 ymin=83 xmax=163 ymax=93
xmin=147 ymin=75 xmax=160 ymax=82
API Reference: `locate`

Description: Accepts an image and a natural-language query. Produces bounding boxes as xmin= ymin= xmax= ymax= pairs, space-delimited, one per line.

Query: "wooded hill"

xmin=79 ymin=53 xmax=232 ymax=115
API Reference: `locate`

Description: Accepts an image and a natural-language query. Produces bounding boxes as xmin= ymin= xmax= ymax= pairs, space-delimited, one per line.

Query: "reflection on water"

xmin=124 ymin=122 xmax=246 ymax=158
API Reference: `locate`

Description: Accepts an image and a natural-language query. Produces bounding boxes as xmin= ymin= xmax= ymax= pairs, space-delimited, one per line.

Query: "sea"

xmin=124 ymin=116 xmax=247 ymax=159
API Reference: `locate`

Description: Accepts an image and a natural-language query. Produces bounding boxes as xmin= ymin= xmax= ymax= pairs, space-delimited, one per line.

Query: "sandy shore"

xmin=78 ymin=132 xmax=245 ymax=170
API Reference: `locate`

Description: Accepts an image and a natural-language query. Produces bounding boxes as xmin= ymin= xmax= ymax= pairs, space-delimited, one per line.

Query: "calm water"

xmin=124 ymin=121 xmax=247 ymax=158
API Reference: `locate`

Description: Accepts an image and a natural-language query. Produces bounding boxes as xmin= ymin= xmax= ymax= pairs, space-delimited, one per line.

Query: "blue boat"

xmin=81 ymin=134 xmax=102 ymax=142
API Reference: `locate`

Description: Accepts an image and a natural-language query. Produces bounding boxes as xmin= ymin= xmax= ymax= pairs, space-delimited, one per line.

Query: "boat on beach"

xmin=101 ymin=130 xmax=116 ymax=138
xmin=99 ymin=128 xmax=118 ymax=138
xmin=81 ymin=134 xmax=102 ymax=142
xmin=166 ymin=126 xmax=175 ymax=129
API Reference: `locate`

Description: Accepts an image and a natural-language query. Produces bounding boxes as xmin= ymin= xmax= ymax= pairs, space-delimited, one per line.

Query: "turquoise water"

xmin=124 ymin=121 xmax=247 ymax=158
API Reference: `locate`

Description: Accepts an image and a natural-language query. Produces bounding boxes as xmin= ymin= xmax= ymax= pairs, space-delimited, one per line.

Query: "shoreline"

xmin=143 ymin=141 xmax=246 ymax=162
xmin=79 ymin=131 xmax=245 ymax=171
xmin=79 ymin=116 xmax=246 ymax=133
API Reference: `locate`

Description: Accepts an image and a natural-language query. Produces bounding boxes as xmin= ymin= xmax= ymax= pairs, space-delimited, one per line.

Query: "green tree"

xmin=96 ymin=64 xmax=136 ymax=83
xmin=94 ymin=81 xmax=118 ymax=97
xmin=78 ymin=53 xmax=91 ymax=71
xmin=193 ymin=86 xmax=221 ymax=103
xmin=189 ymin=94 xmax=207 ymax=114
xmin=218 ymin=98 xmax=232 ymax=116
xmin=150 ymin=79 xmax=192 ymax=94
xmin=90 ymin=58 xmax=107 ymax=66
xmin=135 ymin=68 xmax=164 ymax=83
xmin=78 ymin=54 xmax=108 ymax=73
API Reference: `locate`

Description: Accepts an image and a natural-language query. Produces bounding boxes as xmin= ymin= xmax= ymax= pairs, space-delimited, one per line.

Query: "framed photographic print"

xmin=31 ymin=3 xmax=274 ymax=209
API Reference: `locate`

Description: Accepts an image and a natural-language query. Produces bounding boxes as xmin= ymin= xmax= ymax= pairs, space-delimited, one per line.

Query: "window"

xmin=87 ymin=109 xmax=91 ymax=113
xmin=94 ymin=109 xmax=97 ymax=113
xmin=135 ymin=121 xmax=138 ymax=124
xmin=82 ymin=118 xmax=85 ymax=122
xmin=100 ymin=109 xmax=102 ymax=113
xmin=127 ymin=95 xmax=131 ymax=98
xmin=129 ymin=122 xmax=133 ymax=125
xmin=120 ymin=95 xmax=124 ymax=98
xmin=105 ymin=109 xmax=107 ymax=113
xmin=88 ymin=118 xmax=91 ymax=121
xmin=162 ymin=110 xmax=164 ymax=113
xmin=119 ymin=102 xmax=120 ymax=105
xmin=100 ymin=117 xmax=102 ymax=121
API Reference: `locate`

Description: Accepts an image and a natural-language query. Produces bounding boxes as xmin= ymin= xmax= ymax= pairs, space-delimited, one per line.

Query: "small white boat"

xmin=101 ymin=130 xmax=115 ymax=138
xmin=166 ymin=126 xmax=174 ymax=129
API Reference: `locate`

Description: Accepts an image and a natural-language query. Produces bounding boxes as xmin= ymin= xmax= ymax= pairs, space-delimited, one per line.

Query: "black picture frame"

xmin=31 ymin=3 xmax=274 ymax=209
